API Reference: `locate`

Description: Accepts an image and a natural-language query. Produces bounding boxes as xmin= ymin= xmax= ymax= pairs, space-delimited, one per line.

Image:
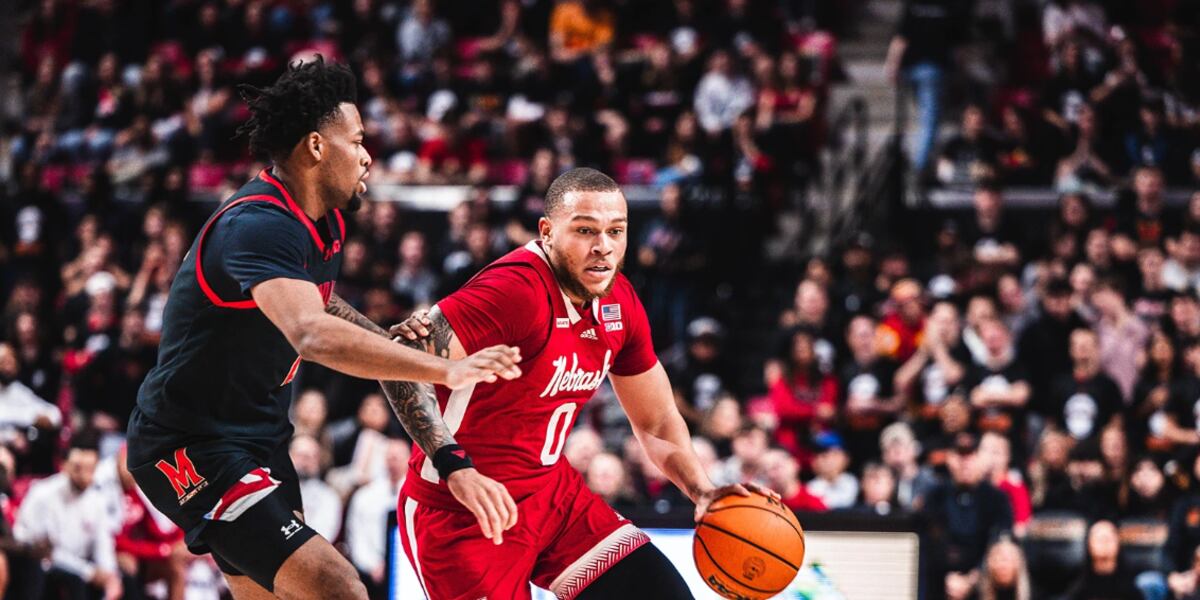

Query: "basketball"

xmin=693 ymin=492 xmax=806 ymax=600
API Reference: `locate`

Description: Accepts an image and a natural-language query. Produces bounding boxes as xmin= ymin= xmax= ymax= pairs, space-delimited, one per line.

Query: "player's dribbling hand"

xmin=446 ymin=345 xmax=523 ymax=389
xmin=447 ymin=468 xmax=518 ymax=545
xmin=692 ymin=482 xmax=782 ymax=523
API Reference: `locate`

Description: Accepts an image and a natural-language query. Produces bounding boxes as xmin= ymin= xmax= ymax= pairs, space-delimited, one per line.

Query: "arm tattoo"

xmin=324 ymin=293 xmax=457 ymax=456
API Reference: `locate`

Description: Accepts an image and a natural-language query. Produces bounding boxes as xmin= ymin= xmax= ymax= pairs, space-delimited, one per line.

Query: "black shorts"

xmin=127 ymin=408 xmax=317 ymax=590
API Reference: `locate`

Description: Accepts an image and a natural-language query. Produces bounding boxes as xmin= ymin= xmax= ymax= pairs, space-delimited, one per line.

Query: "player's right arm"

xmin=252 ymin=278 xmax=521 ymax=389
xmin=381 ymin=305 xmax=519 ymax=545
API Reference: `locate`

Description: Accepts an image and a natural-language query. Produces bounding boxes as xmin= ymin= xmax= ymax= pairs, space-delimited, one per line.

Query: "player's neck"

xmin=271 ymin=165 xmax=326 ymax=221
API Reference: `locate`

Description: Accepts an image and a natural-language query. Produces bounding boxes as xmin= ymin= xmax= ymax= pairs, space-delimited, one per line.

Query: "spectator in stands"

xmin=964 ymin=183 xmax=1022 ymax=269
xmin=712 ymin=425 xmax=769 ymax=487
xmin=922 ymin=432 xmax=1014 ymax=600
xmin=1130 ymin=333 xmax=1177 ymax=457
xmin=665 ymin=317 xmax=735 ymax=429
xmin=564 ymin=428 xmax=603 ymax=474
xmin=1092 ymin=278 xmax=1150 ymax=401
xmin=1019 ymin=278 xmax=1088 ymax=405
xmin=1122 ymin=456 xmax=1172 ymax=521
xmin=585 ymin=452 xmax=638 ymax=513
xmin=840 ymin=314 xmax=901 ymax=466
xmin=979 ymin=432 xmax=1032 ymax=537
xmin=964 ymin=318 xmax=1031 ymax=454
xmin=548 ymin=0 xmax=614 ymax=65
xmin=1054 ymin=103 xmax=1115 ymax=192
xmin=327 ymin=393 xmax=393 ymax=495
xmin=935 ymin=103 xmax=1002 ymax=185
xmin=778 ymin=278 xmax=838 ymax=372
xmin=638 ymin=184 xmax=704 ymax=348
xmin=345 ymin=438 xmax=409 ymax=598
xmin=807 ymin=432 xmax=859 ymax=509
xmin=881 ymin=422 xmax=939 ymax=511
xmin=396 ymin=0 xmax=450 ymax=76
xmin=761 ymin=448 xmax=826 ymax=513
xmin=884 ymin=0 xmax=969 ymax=174
xmin=0 ymin=342 xmax=61 ymax=472
xmin=1070 ymin=520 xmax=1142 ymax=600
xmin=113 ymin=445 xmax=185 ymax=600
xmin=391 ymin=231 xmax=439 ymax=309
xmin=851 ymin=462 xmax=900 ymax=516
xmin=703 ymin=396 xmax=743 ymax=457
xmin=1052 ymin=437 xmax=1120 ymax=521
xmin=1165 ymin=226 xmax=1200 ymax=297
xmin=1115 ymin=166 xmax=1172 ymax=251
xmin=895 ymin=300 xmax=968 ymax=432
xmin=878 ymin=278 xmax=928 ymax=363
xmin=975 ymin=537 xmax=1030 ymax=600
xmin=763 ymin=328 xmax=838 ymax=461
xmin=693 ymin=50 xmax=755 ymax=135
xmin=14 ymin=432 xmax=122 ymax=600
xmin=289 ymin=434 xmax=343 ymax=543
xmin=1166 ymin=340 xmax=1200 ymax=449
xmin=1136 ymin=246 xmax=1172 ymax=323
xmin=1048 ymin=328 xmax=1124 ymax=441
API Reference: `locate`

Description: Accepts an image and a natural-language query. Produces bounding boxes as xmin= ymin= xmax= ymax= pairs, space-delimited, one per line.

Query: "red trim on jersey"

xmin=257 ymin=169 xmax=326 ymax=253
xmin=334 ymin=209 xmax=345 ymax=241
xmin=194 ymin=194 xmax=288 ymax=309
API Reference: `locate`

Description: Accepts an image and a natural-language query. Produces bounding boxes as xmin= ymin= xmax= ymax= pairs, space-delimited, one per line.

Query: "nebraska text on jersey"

xmin=540 ymin=350 xmax=612 ymax=398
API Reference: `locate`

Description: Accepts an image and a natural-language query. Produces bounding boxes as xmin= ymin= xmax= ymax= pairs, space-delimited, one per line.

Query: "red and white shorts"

xmin=398 ymin=466 xmax=649 ymax=600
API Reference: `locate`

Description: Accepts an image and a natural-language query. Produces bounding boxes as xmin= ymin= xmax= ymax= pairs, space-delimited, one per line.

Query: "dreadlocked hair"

xmin=236 ymin=55 xmax=358 ymax=161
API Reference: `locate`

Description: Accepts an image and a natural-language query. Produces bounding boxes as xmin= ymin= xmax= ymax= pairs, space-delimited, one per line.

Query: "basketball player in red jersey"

xmin=383 ymin=168 xmax=777 ymax=599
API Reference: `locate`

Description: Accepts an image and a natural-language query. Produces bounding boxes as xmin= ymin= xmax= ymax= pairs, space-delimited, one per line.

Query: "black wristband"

xmin=432 ymin=444 xmax=475 ymax=481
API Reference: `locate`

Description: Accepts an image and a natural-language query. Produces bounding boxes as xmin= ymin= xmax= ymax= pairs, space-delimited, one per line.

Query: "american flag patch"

xmin=601 ymin=304 xmax=622 ymax=321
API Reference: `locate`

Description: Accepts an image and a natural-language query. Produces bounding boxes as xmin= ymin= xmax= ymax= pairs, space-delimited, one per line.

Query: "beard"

xmin=547 ymin=245 xmax=624 ymax=303
xmin=346 ymin=192 xmax=363 ymax=213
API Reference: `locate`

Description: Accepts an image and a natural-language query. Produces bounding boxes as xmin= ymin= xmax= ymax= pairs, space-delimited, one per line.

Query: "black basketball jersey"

xmin=130 ymin=169 xmax=344 ymax=459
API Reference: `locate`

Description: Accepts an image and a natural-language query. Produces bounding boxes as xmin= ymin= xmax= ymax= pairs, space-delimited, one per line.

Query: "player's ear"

xmin=538 ymin=216 xmax=553 ymax=242
xmin=305 ymin=131 xmax=323 ymax=162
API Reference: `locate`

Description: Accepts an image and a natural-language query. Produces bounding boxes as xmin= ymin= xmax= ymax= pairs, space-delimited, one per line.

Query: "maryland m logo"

xmin=156 ymin=448 xmax=208 ymax=503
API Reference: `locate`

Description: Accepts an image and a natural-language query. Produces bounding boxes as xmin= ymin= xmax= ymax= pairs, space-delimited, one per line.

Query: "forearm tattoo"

xmin=324 ymin=294 xmax=456 ymax=456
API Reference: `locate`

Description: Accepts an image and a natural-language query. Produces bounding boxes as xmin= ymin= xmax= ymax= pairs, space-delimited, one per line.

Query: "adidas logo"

xmin=581 ymin=328 xmax=598 ymax=340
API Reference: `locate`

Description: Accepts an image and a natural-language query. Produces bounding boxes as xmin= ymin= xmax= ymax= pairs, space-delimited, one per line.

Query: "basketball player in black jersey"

xmin=126 ymin=57 xmax=521 ymax=600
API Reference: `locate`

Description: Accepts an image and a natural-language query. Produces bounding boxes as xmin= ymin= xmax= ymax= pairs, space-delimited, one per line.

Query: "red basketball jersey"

xmin=401 ymin=241 xmax=658 ymax=509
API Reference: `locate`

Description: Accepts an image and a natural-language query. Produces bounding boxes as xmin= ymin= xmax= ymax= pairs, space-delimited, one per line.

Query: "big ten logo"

xmin=317 ymin=281 xmax=335 ymax=305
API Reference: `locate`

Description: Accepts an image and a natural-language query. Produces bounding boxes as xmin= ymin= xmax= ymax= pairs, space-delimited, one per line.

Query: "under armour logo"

xmin=281 ymin=519 xmax=302 ymax=539
xmin=580 ymin=328 xmax=598 ymax=340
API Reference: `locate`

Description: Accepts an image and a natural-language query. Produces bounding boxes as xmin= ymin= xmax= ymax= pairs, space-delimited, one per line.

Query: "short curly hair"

xmin=236 ymin=55 xmax=358 ymax=161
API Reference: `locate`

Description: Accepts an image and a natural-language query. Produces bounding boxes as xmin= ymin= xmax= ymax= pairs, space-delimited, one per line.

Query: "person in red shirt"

xmin=115 ymin=446 xmax=186 ymax=600
xmin=979 ymin=432 xmax=1031 ymax=537
xmin=878 ymin=278 xmax=927 ymax=363
xmin=766 ymin=328 xmax=838 ymax=465
xmin=388 ymin=168 xmax=776 ymax=599
xmin=762 ymin=448 xmax=827 ymax=513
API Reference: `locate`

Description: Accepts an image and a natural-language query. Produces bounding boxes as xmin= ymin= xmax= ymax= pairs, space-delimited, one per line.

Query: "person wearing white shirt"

xmin=290 ymin=434 xmax=343 ymax=542
xmin=14 ymin=433 xmax=121 ymax=600
xmin=0 ymin=343 xmax=61 ymax=444
xmin=693 ymin=51 xmax=755 ymax=135
xmin=344 ymin=438 xmax=409 ymax=596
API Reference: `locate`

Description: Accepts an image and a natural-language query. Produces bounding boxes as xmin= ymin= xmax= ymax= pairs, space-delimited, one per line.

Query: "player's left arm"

xmin=609 ymin=363 xmax=780 ymax=522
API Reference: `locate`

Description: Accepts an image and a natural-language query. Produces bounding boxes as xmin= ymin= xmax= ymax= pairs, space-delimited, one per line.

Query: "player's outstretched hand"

xmin=693 ymin=482 xmax=783 ymax=523
xmin=446 ymin=345 xmax=522 ymax=390
xmin=390 ymin=310 xmax=433 ymax=342
xmin=447 ymin=468 xmax=518 ymax=545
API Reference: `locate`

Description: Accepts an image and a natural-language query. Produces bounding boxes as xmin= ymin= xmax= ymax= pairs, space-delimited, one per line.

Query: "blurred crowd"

xmin=896 ymin=0 xmax=1200 ymax=192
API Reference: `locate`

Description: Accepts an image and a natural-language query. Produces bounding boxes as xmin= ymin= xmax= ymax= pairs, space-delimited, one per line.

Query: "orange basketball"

xmin=693 ymin=492 xmax=806 ymax=600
